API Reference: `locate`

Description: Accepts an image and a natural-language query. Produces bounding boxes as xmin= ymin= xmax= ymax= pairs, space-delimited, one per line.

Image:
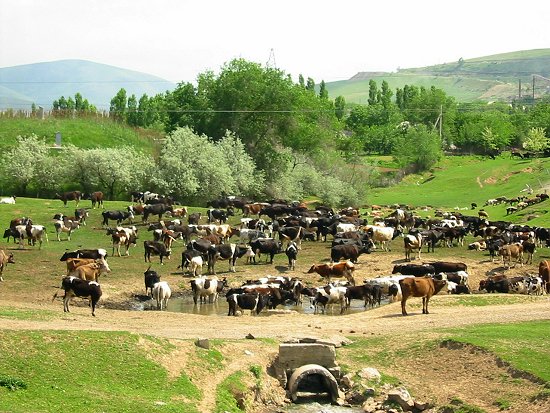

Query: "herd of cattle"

xmin=1 ymin=192 xmax=549 ymax=317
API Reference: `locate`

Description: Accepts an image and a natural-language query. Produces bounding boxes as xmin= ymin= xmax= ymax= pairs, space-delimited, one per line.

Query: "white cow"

xmin=0 ymin=196 xmax=16 ymax=204
xmin=367 ymin=225 xmax=402 ymax=251
xmin=152 ymin=281 xmax=171 ymax=310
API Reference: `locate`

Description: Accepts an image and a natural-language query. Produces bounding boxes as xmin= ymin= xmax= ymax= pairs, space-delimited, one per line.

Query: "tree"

xmin=319 ymin=80 xmax=328 ymax=99
xmin=0 ymin=134 xmax=51 ymax=195
xmin=523 ymin=127 xmax=548 ymax=152
xmin=392 ymin=124 xmax=442 ymax=173
xmin=126 ymin=94 xmax=138 ymax=126
xmin=368 ymin=80 xmax=378 ymax=106
xmin=334 ymin=96 xmax=346 ymax=120
xmin=110 ymin=88 xmax=127 ymax=122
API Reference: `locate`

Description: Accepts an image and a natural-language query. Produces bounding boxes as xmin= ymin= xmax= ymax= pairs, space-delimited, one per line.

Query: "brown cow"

xmin=307 ymin=261 xmax=356 ymax=285
xmin=499 ymin=243 xmax=523 ymax=269
xmin=242 ymin=203 xmax=263 ymax=217
xmin=69 ymin=261 xmax=111 ymax=282
xmin=538 ymin=260 xmax=550 ymax=294
xmin=55 ymin=191 xmax=81 ymax=207
xmin=399 ymin=277 xmax=447 ymax=316
xmin=65 ymin=258 xmax=96 ymax=274
xmin=90 ymin=191 xmax=104 ymax=209
xmin=0 ymin=249 xmax=15 ymax=281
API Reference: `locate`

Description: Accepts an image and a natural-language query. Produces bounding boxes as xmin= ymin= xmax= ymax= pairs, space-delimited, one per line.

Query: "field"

xmin=1 ymin=185 xmax=550 ymax=412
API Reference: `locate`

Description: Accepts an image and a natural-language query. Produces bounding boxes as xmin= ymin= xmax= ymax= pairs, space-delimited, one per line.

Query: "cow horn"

xmin=146 ymin=265 xmax=152 ymax=272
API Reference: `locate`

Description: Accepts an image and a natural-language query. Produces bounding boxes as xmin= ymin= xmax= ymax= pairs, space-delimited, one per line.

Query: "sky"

xmin=2 ymin=0 xmax=550 ymax=84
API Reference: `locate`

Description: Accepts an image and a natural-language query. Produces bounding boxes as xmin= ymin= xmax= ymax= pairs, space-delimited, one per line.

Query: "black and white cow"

xmin=102 ymin=210 xmax=134 ymax=226
xmin=227 ymin=292 xmax=268 ymax=316
xmin=60 ymin=248 xmax=108 ymax=263
xmin=207 ymin=208 xmax=233 ymax=224
xmin=52 ymin=276 xmax=102 ymax=316
xmin=249 ymin=238 xmax=282 ymax=264
xmin=285 ymin=241 xmax=298 ymax=270
xmin=206 ymin=243 xmax=248 ymax=274
xmin=190 ymin=276 xmax=228 ymax=304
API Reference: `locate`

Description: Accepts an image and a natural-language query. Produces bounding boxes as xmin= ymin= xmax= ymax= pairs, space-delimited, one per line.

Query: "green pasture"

xmin=368 ymin=155 xmax=550 ymax=225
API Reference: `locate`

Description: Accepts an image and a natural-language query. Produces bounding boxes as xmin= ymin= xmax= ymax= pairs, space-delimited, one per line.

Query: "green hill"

xmin=326 ymin=48 xmax=550 ymax=103
xmin=0 ymin=59 xmax=176 ymax=111
xmin=0 ymin=116 xmax=161 ymax=153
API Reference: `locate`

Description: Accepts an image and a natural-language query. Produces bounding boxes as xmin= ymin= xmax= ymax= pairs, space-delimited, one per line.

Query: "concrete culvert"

xmin=287 ymin=364 xmax=340 ymax=403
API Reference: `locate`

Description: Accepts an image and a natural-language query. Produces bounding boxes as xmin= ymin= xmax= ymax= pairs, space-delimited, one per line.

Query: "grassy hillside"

xmin=368 ymin=155 xmax=550 ymax=225
xmin=327 ymin=48 xmax=550 ymax=103
xmin=0 ymin=116 xmax=161 ymax=153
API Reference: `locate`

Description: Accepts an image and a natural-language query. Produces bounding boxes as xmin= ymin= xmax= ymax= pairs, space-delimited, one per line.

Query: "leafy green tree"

xmin=368 ymin=80 xmax=378 ymax=106
xmin=453 ymin=109 xmax=514 ymax=153
xmin=392 ymin=124 xmax=442 ymax=173
xmin=523 ymin=127 xmax=548 ymax=152
xmin=334 ymin=96 xmax=346 ymax=121
xmin=110 ymin=88 xmax=127 ymax=122
xmin=126 ymin=94 xmax=138 ymax=126
xmin=298 ymin=74 xmax=305 ymax=88
xmin=305 ymin=77 xmax=315 ymax=92
xmin=319 ymin=80 xmax=328 ymax=99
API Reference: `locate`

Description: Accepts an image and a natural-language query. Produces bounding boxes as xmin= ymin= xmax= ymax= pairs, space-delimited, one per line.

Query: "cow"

xmin=74 ymin=208 xmax=89 ymax=226
xmin=130 ymin=191 xmax=144 ymax=203
xmin=392 ymin=263 xmax=435 ymax=277
xmin=499 ymin=243 xmax=523 ymax=269
xmin=89 ymin=191 xmax=104 ymax=209
xmin=311 ymin=285 xmax=348 ymax=314
xmin=170 ymin=207 xmax=188 ymax=218
xmin=144 ymin=266 xmax=161 ymax=296
xmin=0 ymin=249 xmax=15 ymax=281
xmin=307 ymin=261 xmax=355 ymax=285
xmin=5 ymin=224 xmax=48 ymax=249
xmin=52 ymin=276 xmax=102 ymax=316
xmin=227 ymin=292 xmax=268 ymax=316
xmin=479 ymin=275 xmax=509 ymax=293
xmin=426 ymin=261 xmax=468 ymax=274
xmin=207 ymin=208 xmax=233 ymax=224
xmin=278 ymin=226 xmax=304 ymax=250
xmin=344 ymin=284 xmax=375 ymax=308
xmin=249 ymin=238 xmax=282 ymax=264
xmin=191 ymin=277 xmax=228 ymax=304
xmin=285 ymin=241 xmax=298 ymax=270
xmin=0 ymin=196 xmax=16 ymax=204
xmin=65 ymin=257 xmax=97 ymax=274
xmin=188 ymin=212 xmax=201 ymax=225
xmin=188 ymin=255 xmax=204 ymax=277
xmin=367 ymin=226 xmax=402 ymax=251
xmin=55 ymin=191 xmax=82 ymax=207
xmin=234 ymin=228 xmax=267 ymax=245
xmin=399 ymin=277 xmax=447 ymax=316
xmin=143 ymin=204 xmax=173 ymax=223
xmin=522 ymin=239 xmax=536 ymax=265
xmin=69 ymin=261 xmax=111 ymax=282
xmin=143 ymin=241 xmax=171 ymax=265
xmin=330 ymin=244 xmax=371 ymax=263
xmin=111 ymin=230 xmax=138 ymax=257
xmin=365 ymin=275 xmax=414 ymax=303
xmin=242 ymin=203 xmax=264 ymax=217
xmin=206 ymin=243 xmax=244 ymax=274
xmin=102 ymin=210 xmax=134 ymax=226
xmin=152 ymin=281 xmax=171 ymax=310
xmin=538 ymin=260 xmax=550 ymax=294
xmin=60 ymin=249 xmax=108 ymax=263
xmin=433 ymin=271 xmax=469 ymax=286
xmin=53 ymin=219 xmax=79 ymax=241
xmin=404 ymin=232 xmax=423 ymax=261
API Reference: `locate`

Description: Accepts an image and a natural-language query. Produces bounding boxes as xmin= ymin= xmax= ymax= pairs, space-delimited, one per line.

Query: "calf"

xmin=144 ymin=241 xmax=171 ymax=265
xmin=227 ymin=292 xmax=268 ymax=316
xmin=144 ymin=267 xmax=161 ymax=296
xmin=52 ymin=276 xmax=102 ymax=316
xmin=65 ymin=258 xmax=96 ymax=274
xmin=399 ymin=277 xmax=447 ymax=316
xmin=152 ymin=281 xmax=171 ymax=310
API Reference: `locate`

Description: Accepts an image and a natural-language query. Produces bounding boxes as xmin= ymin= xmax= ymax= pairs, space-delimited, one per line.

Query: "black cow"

xmin=330 ymin=244 xmax=371 ymax=263
xmin=249 ymin=238 xmax=282 ymax=264
xmin=60 ymin=249 xmax=108 ymax=262
xmin=55 ymin=191 xmax=82 ymax=207
xmin=207 ymin=208 xmax=233 ymax=224
xmin=102 ymin=210 xmax=134 ymax=226
xmin=421 ymin=229 xmax=446 ymax=252
xmin=344 ymin=284 xmax=374 ymax=308
xmin=392 ymin=263 xmax=435 ymax=277
xmin=144 ymin=267 xmax=161 ymax=296
xmin=227 ymin=292 xmax=268 ymax=316
xmin=144 ymin=241 xmax=171 ymax=265
xmin=188 ymin=212 xmax=201 ymax=225
xmin=143 ymin=204 xmax=173 ymax=223
xmin=427 ymin=261 xmax=468 ymax=273
xmin=278 ymin=226 xmax=304 ymax=249
xmin=53 ymin=276 xmax=102 ymax=316
xmin=187 ymin=239 xmax=213 ymax=254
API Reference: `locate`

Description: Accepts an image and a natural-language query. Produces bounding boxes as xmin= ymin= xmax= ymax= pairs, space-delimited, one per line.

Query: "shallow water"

xmin=284 ymin=401 xmax=363 ymax=412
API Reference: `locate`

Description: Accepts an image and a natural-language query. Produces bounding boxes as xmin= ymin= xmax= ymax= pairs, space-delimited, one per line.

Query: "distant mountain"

xmin=326 ymin=48 xmax=550 ymax=103
xmin=0 ymin=59 xmax=176 ymax=110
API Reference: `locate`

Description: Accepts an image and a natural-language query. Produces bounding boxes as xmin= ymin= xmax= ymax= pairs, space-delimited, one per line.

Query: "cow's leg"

xmin=401 ymin=298 xmax=408 ymax=316
xmin=422 ymin=296 xmax=428 ymax=314
xmin=63 ymin=295 xmax=71 ymax=313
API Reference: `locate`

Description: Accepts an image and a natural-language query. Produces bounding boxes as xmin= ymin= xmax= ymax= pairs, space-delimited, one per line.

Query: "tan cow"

xmin=399 ymin=277 xmax=447 ymax=316
xmin=69 ymin=261 xmax=111 ymax=282
xmin=499 ymin=243 xmax=523 ymax=269
xmin=65 ymin=258 xmax=96 ymax=274
xmin=0 ymin=249 xmax=15 ymax=281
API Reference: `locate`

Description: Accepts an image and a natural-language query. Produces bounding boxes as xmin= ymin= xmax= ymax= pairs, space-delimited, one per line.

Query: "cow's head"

xmin=307 ymin=264 xmax=317 ymax=274
xmin=7 ymin=253 xmax=15 ymax=264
